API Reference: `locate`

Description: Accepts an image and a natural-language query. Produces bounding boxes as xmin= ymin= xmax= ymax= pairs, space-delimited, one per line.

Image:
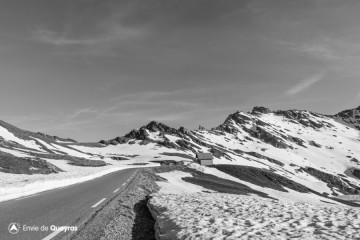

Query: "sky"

xmin=1 ymin=0 xmax=360 ymax=141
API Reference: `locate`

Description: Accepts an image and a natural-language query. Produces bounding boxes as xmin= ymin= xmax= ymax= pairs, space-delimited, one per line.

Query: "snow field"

xmin=149 ymin=193 xmax=360 ymax=240
xmin=148 ymin=166 xmax=359 ymax=239
xmin=0 ymin=126 xmax=45 ymax=152
xmin=156 ymin=171 xmax=213 ymax=195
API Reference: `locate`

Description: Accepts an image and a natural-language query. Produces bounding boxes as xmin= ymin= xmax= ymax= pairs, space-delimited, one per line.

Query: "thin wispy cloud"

xmin=285 ymin=72 xmax=326 ymax=96
xmin=68 ymin=108 xmax=97 ymax=119
xmin=296 ymin=44 xmax=337 ymax=60
xmin=356 ymin=91 xmax=360 ymax=100
xmin=31 ymin=21 xmax=147 ymax=56
xmin=32 ymin=26 xmax=143 ymax=47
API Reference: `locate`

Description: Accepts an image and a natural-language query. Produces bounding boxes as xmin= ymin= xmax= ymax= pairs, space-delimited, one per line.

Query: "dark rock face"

xmin=334 ymin=107 xmax=360 ymax=130
xmin=245 ymin=151 xmax=284 ymax=166
xmin=250 ymin=127 xmax=291 ymax=149
xmin=336 ymin=109 xmax=355 ymax=118
xmin=110 ymin=156 xmax=129 ymax=160
xmin=251 ymin=106 xmax=272 ymax=114
xmin=301 ymin=167 xmax=360 ymax=194
xmin=125 ymin=127 xmax=149 ymax=140
xmin=352 ymin=169 xmax=360 ymax=179
xmin=210 ymin=147 xmax=225 ymax=158
xmin=275 ymin=110 xmax=325 ymax=129
xmin=309 ymin=140 xmax=322 ymax=148
xmin=100 ymin=121 xmax=182 ymax=146
xmin=178 ymin=126 xmax=189 ymax=134
xmin=290 ymin=136 xmax=307 ymax=148
xmin=145 ymin=121 xmax=178 ymax=135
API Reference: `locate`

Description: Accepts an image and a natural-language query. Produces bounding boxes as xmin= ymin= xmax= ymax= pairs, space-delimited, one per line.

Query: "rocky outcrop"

xmin=245 ymin=151 xmax=284 ymax=166
xmin=309 ymin=140 xmax=322 ymax=148
xmin=245 ymin=126 xmax=292 ymax=149
xmin=251 ymin=106 xmax=272 ymax=114
xmin=100 ymin=121 xmax=186 ymax=146
xmin=111 ymin=156 xmax=129 ymax=160
xmin=275 ymin=110 xmax=326 ymax=129
xmin=300 ymin=167 xmax=360 ymax=194
xmin=334 ymin=106 xmax=360 ymax=130
xmin=290 ymin=136 xmax=307 ymax=148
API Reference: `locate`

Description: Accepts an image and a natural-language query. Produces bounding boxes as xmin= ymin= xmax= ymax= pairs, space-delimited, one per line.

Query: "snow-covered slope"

xmin=1 ymin=106 xmax=360 ymax=200
xmin=93 ymin=106 xmax=360 ymax=197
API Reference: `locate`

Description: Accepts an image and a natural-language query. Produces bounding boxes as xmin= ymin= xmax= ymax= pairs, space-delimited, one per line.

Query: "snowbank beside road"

xmin=149 ymin=193 xmax=360 ymax=240
xmin=0 ymin=155 xmax=161 ymax=202
xmin=0 ymin=164 xmax=126 ymax=202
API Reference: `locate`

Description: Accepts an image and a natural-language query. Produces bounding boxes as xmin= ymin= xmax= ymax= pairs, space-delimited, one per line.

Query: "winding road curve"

xmin=0 ymin=168 xmax=138 ymax=240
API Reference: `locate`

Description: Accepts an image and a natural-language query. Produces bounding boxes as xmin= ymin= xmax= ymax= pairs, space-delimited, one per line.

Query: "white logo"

xmin=8 ymin=223 xmax=20 ymax=234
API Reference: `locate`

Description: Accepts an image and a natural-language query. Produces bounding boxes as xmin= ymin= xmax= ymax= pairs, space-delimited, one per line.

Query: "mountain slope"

xmin=91 ymin=106 xmax=360 ymax=196
xmin=1 ymin=106 xmax=360 ymax=200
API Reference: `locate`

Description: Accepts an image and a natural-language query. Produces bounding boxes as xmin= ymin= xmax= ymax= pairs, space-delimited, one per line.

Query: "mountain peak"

xmin=251 ymin=106 xmax=272 ymax=114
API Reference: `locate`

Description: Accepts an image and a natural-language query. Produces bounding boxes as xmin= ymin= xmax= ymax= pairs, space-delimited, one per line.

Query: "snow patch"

xmin=149 ymin=193 xmax=360 ymax=240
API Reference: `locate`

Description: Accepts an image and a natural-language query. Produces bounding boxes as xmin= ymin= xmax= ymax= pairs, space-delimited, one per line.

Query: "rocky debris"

xmin=301 ymin=167 xmax=360 ymax=195
xmin=110 ymin=156 xmax=129 ymax=160
xmin=245 ymin=151 xmax=284 ymax=166
xmin=309 ymin=140 xmax=322 ymax=148
xmin=275 ymin=110 xmax=325 ymax=129
xmin=246 ymin=126 xmax=292 ymax=149
xmin=210 ymin=147 xmax=226 ymax=158
xmin=290 ymin=136 xmax=307 ymax=147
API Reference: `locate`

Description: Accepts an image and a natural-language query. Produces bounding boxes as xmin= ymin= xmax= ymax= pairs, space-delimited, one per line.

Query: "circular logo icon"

xmin=8 ymin=223 xmax=20 ymax=234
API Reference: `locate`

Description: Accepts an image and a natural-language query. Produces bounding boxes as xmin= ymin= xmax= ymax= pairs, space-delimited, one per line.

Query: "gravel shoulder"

xmin=62 ymin=168 xmax=165 ymax=240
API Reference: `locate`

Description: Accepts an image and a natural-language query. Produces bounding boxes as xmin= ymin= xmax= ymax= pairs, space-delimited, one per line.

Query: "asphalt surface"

xmin=0 ymin=168 xmax=138 ymax=240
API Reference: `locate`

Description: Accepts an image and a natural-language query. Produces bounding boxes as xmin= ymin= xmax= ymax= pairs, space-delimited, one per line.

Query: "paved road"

xmin=0 ymin=168 xmax=138 ymax=240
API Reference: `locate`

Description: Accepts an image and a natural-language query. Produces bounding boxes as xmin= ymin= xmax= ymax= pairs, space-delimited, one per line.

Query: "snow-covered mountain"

xmin=94 ymin=106 xmax=360 ymax=196
xmin=1 ymin=106 xmax=360 ymax=199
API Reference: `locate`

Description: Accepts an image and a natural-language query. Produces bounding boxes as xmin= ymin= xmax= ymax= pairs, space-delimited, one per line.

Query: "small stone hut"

xmin=196 ymin=152 xmax=214 ymax=166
